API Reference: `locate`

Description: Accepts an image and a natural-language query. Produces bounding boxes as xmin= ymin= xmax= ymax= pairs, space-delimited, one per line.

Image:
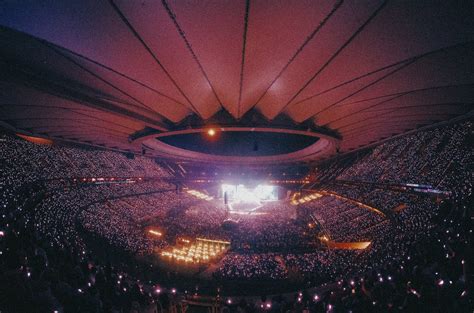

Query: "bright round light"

xmin=207 ymin=129 xmax=216 ymax=136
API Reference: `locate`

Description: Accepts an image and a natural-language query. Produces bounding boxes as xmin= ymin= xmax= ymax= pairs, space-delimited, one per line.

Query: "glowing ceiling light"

xmin=207 ymin=128 xmax=216 ymax=136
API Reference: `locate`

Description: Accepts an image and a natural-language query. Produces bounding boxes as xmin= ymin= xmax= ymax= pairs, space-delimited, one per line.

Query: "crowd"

xmin=0 ymin=215 xmax=175 ymax=313
xmin=216 ymin=253 xmax=287 ymax=280
xmin=213 ymin=122 xmax=472 ymax=312
xmin=81 ymin=192 xmax=229 ymax=254
xmin=213 ymin=192 xmax=438 ymax=284
xmin=214 ymin=122 xmax=472 ymax=311
xmin=0 ymin=133 xmax=182 ymax=312
xmin=0 ymin=119 xmax=472 ymax=312
xmin=302 ymin=196 xmax=386 ymax=241
xmin=323 ymin=183 xmax=415 ymax=213
xmin=320 ymin=121 xmax=472 ymax=189
xmin=231 ymin=202 xmax=305 ymax=252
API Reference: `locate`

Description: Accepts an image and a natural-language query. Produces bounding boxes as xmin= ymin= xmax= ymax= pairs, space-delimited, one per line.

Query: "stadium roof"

xmin=1 ymin=1 xmax=473 ymax=164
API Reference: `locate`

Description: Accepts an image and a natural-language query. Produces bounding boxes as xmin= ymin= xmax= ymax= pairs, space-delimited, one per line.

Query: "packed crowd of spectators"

xmin=0 ymin=119 xmax=472 ymax=311
xmin=216 ymin=253 xmax=287 ymax=280
xmin=80 ymin=192 xmax=229 ymax=254
xmin=323 ymin=184 xmax=415 ymax=213
xmin=0 ymin=133 xmax=182 ymax=312
xmin=213 ymin=192 xmax=437 ymax=284
xmin=0 ymin=216 xmax=178 ymax=313
xmin=318 ymin=121 xmax=472 ymax=189
xmin=231 ymin=202 xmax=305 ymax=252
xmin=30 ymin=180 xmax=174 ymax=248
xmin=0 ymin=133 xmax=169 ymax=186
xmin=214 ymin=122 xmax=472 ymax=311
xmin=212 ymin=122 xmax=471 ymax=310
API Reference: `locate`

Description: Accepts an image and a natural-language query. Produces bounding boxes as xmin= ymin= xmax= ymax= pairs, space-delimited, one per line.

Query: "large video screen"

xmin=221 ymin=184 xmax=277 ymax=202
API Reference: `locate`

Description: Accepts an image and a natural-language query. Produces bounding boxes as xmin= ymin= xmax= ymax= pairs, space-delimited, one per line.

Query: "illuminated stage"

xmin=221 ymin=183 xmax=280 ymax=213
xmin=228 ymin=201 xmax=263 ymax=213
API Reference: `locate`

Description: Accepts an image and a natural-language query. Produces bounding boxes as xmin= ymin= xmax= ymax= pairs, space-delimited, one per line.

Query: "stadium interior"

xmin=0 ymin=1 xmax=473 ymax=312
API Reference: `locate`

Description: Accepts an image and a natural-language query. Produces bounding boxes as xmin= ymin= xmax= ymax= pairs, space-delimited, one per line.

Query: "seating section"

xmin=0 ymin=121 xmax=471 ymax=312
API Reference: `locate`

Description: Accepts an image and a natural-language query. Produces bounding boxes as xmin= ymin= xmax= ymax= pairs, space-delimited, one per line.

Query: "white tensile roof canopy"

xmin=0 ymin=1 xmax=473 ymax=164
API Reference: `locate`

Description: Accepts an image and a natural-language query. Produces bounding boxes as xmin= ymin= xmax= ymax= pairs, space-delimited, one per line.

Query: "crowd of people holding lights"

xmin=0 ymin=120 xmax=471 ymax=312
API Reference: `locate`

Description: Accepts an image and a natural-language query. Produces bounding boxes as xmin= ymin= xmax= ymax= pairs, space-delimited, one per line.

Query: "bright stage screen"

xmin=221 ymin=184 xmax=277 ymax=202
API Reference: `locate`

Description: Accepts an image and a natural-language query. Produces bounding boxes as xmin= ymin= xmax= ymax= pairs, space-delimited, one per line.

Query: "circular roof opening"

xmin=157 ymin=131 xmax=319 ymax=157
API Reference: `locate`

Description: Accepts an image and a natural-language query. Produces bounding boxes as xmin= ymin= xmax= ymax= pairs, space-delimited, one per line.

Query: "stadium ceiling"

xmin=0 ymin=1 xmax=473 ymax=164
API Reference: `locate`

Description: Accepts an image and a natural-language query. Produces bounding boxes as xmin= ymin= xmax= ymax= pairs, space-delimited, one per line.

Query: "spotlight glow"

xmin=221 ymin=184 xmax=277 ymax=202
